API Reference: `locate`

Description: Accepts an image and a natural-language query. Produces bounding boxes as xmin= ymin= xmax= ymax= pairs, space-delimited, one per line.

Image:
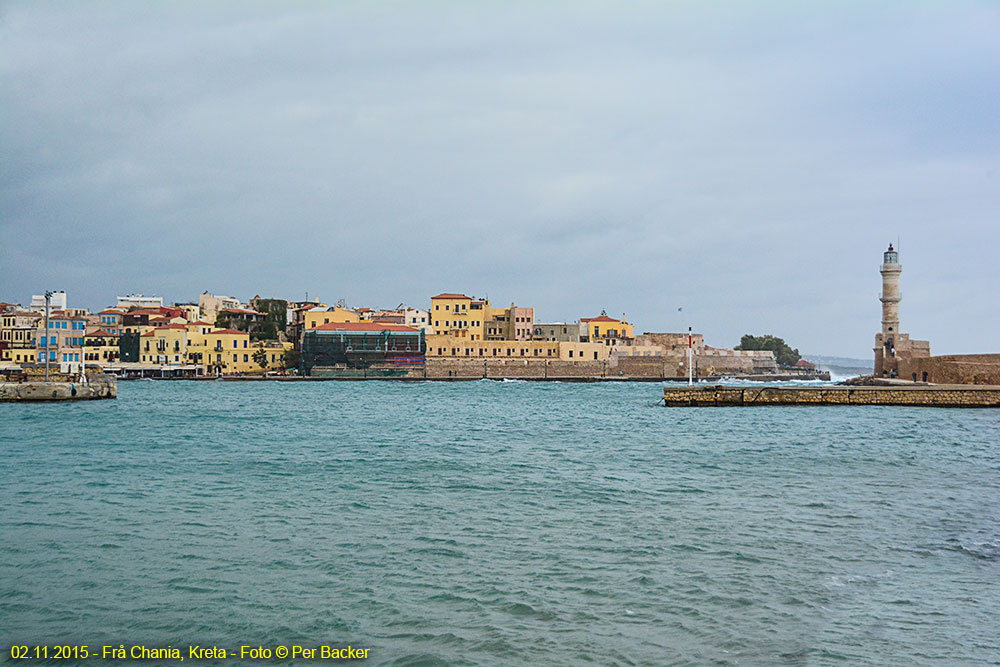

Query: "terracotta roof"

xmin=581 ymin=315 xmax=623 ymax=323
xmin=355 ymin=307 xmax=373 ymax=312
xmin=313 ymin=322 xmax=420 ymax=333
xmin=431 ymin=293 xmax=471 ymax=300
xmin=155 ymin=324 xmax=189 ymax=330
xmin=86 ymin=330 xmax=119 ymax=338
xmin=141 ymin=331 xmax=154 ymax=337
xmin=98 ymin=309 xmax=123 ymax=315
xmin=150 ymin=317 xmax=172 ymax=324
xmin=210 ymin=328 xmax=249 ymax=335
xmin=186 ymin=321 xmax=213 ymax=326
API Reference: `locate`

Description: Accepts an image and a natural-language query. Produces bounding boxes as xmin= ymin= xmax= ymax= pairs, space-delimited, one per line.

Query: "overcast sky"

xmin=2 ymin=2 xmax=997 ymax=358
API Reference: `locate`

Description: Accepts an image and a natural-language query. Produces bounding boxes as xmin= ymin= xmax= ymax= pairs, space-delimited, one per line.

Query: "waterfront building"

xmin=581 ymin=312 xmax=634 ymax=346
xmin=34 ymin=311 xmax=87 ymax=372
xmin=139 ymin=324 xmax=190 ymax=365
xmin=187 ymin=327 xmax=254 ymax=375
xmin=1 ymin=309 xmax=42 ymax=365
xmin=302 ymin=322 xmax=425 ymax=374
xmin=84 ymin=330 xmax=120 ymax=365
xmin=425 ymin=335 xmax=610 ymax=361
xmin=251 ymin=340 xmax=293 ymax=371
xmin=430 ymin=293 xmax=490 ymax=340
xmin=485 ymin=304 xmax=534 ymax=341
xmin=532 ymin=322 xmax=587 ymax=343
xmin=116 ymin=294 xmax=163 ymax=310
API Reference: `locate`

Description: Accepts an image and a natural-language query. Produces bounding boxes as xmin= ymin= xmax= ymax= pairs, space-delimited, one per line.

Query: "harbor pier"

xmin=663 ymin=384 xmax=1000 ymax=408
xmin=0 ymin=374 xmax=117 ymax=402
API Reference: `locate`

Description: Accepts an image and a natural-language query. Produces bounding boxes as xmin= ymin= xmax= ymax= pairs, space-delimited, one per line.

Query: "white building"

xmin=117 ymin=294 xmax=164 ymax=310
xmin=30 ymin=291 xmax=67 ymax=313
xmin=403 ymin=307 xmax=433 ymax=335
xmin=199 ymin=292 xmax=245 ymax=322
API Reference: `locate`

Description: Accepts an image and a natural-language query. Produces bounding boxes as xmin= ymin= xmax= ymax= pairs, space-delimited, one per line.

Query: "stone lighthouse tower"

xmin=874 ymin=243 xmax=929 ymax=377
xmin=880 ymin=243 xmax=901 ymax=341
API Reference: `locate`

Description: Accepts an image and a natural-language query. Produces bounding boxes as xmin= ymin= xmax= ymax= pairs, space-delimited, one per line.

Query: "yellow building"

xmin=430 ymin=293 xmax=490 ymax=340
xmin=1 ymin=347 xmax=36 ymax=364
xmin=248 ymin=340 xmax=294 ymax=372
xmin=174 ymin=304 xmax=200 ymax=321
xmin=1 ymin=309 xmax=40 ymax=365
xmin=581 ymin=312 xmax=634 ymax=345
xmin=139 ymin=324 xmax=190 ymax=365
xmin=196 ymin=328 xmax=255 ymax=375
xmin=558 ymin=341 xmax=611 ymax=361
xmin=427 ymin=334 xmax=557 ymax=359
xmin=84 ymin=330 xmax=120 ymax=366
xmin=303 ymin=307 xmax=360 ymax=331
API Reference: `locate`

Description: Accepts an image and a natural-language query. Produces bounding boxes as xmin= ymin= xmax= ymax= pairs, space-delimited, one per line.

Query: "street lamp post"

xmin=43 ymin=290 xmax=52 ymax=382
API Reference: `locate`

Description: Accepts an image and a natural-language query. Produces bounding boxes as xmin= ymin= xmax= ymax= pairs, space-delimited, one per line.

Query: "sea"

xmin=2 ymin=380 xmax=998 ymax=666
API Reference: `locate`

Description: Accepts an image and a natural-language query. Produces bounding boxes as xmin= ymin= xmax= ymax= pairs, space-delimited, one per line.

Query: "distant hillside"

xmin=802 ymin=354 xmax=873 ymax=380
xmin=802 ymin=354 xmax=873 ymax=369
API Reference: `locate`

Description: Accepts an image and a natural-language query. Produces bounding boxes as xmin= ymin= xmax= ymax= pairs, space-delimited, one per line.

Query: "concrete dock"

xmin=0 ymin=376 xmax=117 ymax=402
xmin=664 ymin=384 xmax=1000 ymax=407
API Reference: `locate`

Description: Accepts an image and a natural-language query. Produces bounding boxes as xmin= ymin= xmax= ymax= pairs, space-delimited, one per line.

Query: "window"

xmin=445 ymin=305 xmax=450 ymax=311
xmin=233 ymin=340 xmax=237 ymax=348
xmin=569 ymin=350 xmax=574 ymax=358
xmin=594 ymin=351 xmax=598 ymax=360
xmin=435 ymin=305 xmax=439 ymax=310
xmin=244 ymin=354 xmax=248 ymax=362
xmin=243 ymin=340 xmax=248 ymax=348
xmin=233 ymin=354 xmax=238 ymax=362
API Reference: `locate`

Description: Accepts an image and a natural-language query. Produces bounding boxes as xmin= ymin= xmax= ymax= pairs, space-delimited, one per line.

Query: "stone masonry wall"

xmin=663 ymin=386 xmax=1000 ymax=407
xmin=897 ymin=355 xmax=1000 ymax=386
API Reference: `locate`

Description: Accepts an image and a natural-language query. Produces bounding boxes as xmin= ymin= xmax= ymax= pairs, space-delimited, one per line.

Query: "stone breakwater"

xmin=664 ymin=384 xmax=1000 ymax=408
xmin=0 ymin=377 xmax=117 ymax=402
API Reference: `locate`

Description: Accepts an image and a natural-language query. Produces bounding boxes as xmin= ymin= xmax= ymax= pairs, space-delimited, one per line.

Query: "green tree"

xmin=282 ymin=349 xmax=302 ymax=371
xmin=735 ymin=334 xmax=801 ymax=367
xmin=252 ymin=345 xmax=268 ymax=372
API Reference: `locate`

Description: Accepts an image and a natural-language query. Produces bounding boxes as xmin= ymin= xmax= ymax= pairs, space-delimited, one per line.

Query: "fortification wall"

xmin=898 ymin=355 xmax=1000 ymax=386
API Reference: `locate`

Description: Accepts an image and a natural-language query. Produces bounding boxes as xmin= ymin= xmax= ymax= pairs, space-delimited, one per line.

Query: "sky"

xmin=1 ymin=2 xmax=997 ymax=358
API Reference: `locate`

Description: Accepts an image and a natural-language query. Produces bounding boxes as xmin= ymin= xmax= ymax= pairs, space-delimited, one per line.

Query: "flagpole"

xmin=688 ymin=326 xmax=693 ymax=386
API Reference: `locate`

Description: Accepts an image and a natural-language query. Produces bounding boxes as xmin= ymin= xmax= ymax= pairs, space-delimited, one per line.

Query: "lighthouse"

xmin=874 ymin=243 xmax=930 ymax=378
xmin=880 ymin=243 xmax=901 ymax=342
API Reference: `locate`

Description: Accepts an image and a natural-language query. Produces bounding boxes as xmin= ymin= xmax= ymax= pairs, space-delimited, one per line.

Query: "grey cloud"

xmin=2 ymin=2 xmax=998 ymax=357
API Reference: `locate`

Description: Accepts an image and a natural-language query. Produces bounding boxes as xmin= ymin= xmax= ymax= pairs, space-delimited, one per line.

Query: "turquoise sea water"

xmin=2 ymin=380 xmax=999 ymax=666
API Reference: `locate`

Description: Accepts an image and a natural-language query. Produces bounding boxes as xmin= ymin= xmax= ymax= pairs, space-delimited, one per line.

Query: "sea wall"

xmin=664 ymin=385 xmax=1000 ymax=408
